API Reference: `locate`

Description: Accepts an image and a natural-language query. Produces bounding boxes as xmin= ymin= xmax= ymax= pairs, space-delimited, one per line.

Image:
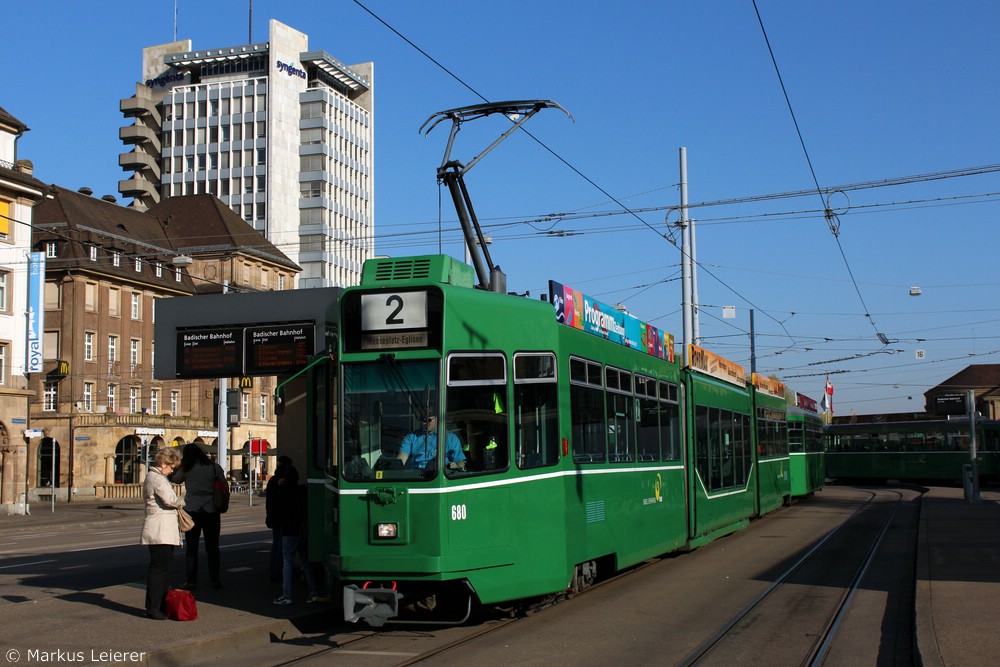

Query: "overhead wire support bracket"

xmin=420 ymin=100 xmax=573 ymax=291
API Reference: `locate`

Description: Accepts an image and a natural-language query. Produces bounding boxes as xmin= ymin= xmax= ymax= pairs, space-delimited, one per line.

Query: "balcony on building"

xmin=120 ymin=95 xmax=162 ymax=127
xmin=118 ymin=176 xmax=159 ymax=200
xmin=119 ymin=150 xmax=161 ymax=179
xmin=119 ymin=124 xmax=161 ymax=150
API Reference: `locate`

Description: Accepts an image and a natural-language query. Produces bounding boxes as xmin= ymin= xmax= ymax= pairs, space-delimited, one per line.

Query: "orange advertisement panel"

xmin=687 ymin=344 xmax=746 ymax=387
xmin=752 ymin=372 xmax=785 ymax=399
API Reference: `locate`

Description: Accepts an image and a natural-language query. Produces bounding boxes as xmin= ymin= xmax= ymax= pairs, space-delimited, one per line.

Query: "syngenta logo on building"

xmin=276 ymin=61 xmax=306 ymax=79
xmin=145 ymin=73 xmax=187 ymax=88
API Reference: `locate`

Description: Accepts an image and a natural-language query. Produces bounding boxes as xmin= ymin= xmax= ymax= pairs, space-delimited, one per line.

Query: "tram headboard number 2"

xmin=362 ymin=292 xmax=427 ymax=331
xmin=360 ymin=291 xmax=429 ymax=351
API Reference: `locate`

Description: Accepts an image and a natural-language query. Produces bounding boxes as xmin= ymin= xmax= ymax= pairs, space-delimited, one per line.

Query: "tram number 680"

xmin=451 ymin=504 xmax=468 ymax=521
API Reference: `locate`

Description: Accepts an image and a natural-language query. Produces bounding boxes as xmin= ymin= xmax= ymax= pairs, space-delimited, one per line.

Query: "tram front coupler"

xmin=343 ymin=583 xmax=401 ymax=627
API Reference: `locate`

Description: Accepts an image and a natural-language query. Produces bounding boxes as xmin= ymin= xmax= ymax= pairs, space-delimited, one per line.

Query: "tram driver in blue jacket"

xmin=398 ymin=414 xmax=466 ymax=471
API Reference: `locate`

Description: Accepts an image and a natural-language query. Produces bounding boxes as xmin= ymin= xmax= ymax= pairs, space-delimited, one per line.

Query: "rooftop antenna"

xmin=248 ymin=0 xmax=253 ymax=42
xmin=173 ymin=0 xmax=178 ymax=41
xmin=420 ymin=100 xmax=572 ymax=292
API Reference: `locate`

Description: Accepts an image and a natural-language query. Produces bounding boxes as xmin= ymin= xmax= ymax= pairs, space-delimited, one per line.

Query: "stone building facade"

xmin=25 ymin=186 xmax=299 ymax=502
xmin=0 ymin=106 xmax=48 ymax=514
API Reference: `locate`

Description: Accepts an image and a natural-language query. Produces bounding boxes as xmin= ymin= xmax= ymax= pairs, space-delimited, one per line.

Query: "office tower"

xmin=120 ymin=19 xmax=373 ymax=289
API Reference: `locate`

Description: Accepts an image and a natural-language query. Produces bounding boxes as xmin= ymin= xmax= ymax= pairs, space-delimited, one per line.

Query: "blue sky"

xmin=5 ymin=1 xmax=1000 ymax=415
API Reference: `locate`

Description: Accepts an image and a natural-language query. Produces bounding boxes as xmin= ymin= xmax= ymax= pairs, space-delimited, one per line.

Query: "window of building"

xmin=301 ymin=154 xmax=324 ymax=171
xmin=84 ymin=332 xmax=94 ymax=361
xmin=259 ymin=394 xmax=267 ymax=421
xmin=43 ymin=331 xmax=59 ymax=360
xmin=150 ymin=389 xmax=159 ymax=415
xmin=278 ymin=275 xmax=285 ymax=290
xmin=44 ymin=382 xmax=58 ymax=411
xmin=108 ymin=335 xmax=117 ymax=363
xmin=130 ymin=338 xmax=140 ymax=370
xmin=83 ymin=382 xmax=94 ymax=411
xmin=0 ymin=270 xmax=7 ymax=313
xmin=0 ymin=198 xmax=10 ymax=239
xmin=301 ymin=128 xmax=323 ymax=145
xmin=44 ymin=281 xmax=60 ymax=310
xmin=107 ymin=384 xmax=117 ymax=412
xmin=131 ymin=293 xmax=141 ymax=320
xmin=155 ymin=262 xmax=163 ymax=278
xmin=130 ymin=387 xmax=139 ymax=413
xmin=89 ymin=245 xmax=98 ymax=261
xmin=175 ymin=267 xmax=182 ymax=283
xmin=170 ymin=391 xmax=179 ymax=416
xmin=45 ymin=241 xmax=57 ymax=258
xmin=242 ymin=392 xmax=249 ymax=420
xmin=85 ymin=283 xmax=98 ymax=311
xmin=134 ymin=257 xmax=142 ymax=272
xmin=0 ymin=342 xmax=7 ymax=386
xmin=109 ymin=287 xmax=120 ymax=316
xmin=112 ymin=251 xmax=120 ymax=267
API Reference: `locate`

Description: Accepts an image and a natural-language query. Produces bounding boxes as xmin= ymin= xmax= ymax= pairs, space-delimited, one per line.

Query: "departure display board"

xmin=176 ymin=328 xmax=243 ymax=378
xmin=245 ymin=323 xmax=314 ymax=375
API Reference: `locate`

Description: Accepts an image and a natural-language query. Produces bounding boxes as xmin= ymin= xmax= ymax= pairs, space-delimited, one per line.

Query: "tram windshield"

xmin=341 ymin=359 xmax=443 ymax=481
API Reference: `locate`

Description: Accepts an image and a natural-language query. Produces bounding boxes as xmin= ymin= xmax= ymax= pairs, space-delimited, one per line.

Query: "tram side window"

xmin=720 ymin=410 xmax=735 ymax=489
xmin=606 ymin=366 xmax=635 ymax=462
xmin=659 ymin=381 xmax=681 ymax=461
xmin=446 ymin=353 xmax=509 ymax=476
xmin=635 ymin=375 xmax=659 ymax=462
xmin=570 ymin=357 xmax=605 ymax=463
xmin=514 ymin=353 xmax=560 ymax=470
xmin=696 ymin=406 xmax=747 ymax=492
xmin=695 ymin=406 xmax=710 ymax=488
xmin=739 ymin=413 xmax=752 ymax=486
xmin=788 ymin=422 xmax=804 ymax=453
xmin=806 ymin=423 xmax=823 ymax=452
xmin=756 ymin=408 xmax=787 ymax=457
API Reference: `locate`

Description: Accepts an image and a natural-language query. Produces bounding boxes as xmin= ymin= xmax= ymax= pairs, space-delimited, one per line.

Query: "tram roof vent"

xmin=362 ymin=255 xmax=475 ymax=288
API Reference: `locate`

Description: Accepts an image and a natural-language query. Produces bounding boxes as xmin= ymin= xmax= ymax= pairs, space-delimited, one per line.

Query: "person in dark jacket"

xmin=271 ymin=462 xmax=325 ymax=604
xmin=265 ymin=456 xmax=291 ymax=582
xmin=171 ymin=443 xmax=223 ymax=589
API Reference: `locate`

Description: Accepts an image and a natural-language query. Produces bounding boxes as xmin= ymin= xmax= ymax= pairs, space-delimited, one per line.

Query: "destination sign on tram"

xmin=245 ymin=323 xmax=314 ymax=375
xmin=359 ymin=291 xmax=429 ymax=350
xmin=176 ymin=327 xmax=242 ymax=378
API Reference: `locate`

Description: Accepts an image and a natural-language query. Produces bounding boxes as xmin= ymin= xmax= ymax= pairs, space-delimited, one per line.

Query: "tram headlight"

xmin=375 ymin=522 xmax=398 ymax=539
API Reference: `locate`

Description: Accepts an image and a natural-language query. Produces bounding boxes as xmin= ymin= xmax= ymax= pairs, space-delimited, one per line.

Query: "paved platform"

xmin=1 ymin=487 xmax=997 ymax=666
xmin=0 ymin=498 xmax=335 ymax=667
xmin=915 ymin=485 xmax=1000 ymax=667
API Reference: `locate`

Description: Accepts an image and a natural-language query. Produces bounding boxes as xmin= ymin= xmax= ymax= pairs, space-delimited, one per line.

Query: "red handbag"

xmin=165 ymin=589 xmax=198 ymax=621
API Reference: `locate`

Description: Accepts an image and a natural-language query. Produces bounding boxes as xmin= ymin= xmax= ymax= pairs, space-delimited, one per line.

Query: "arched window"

xmin=115 ymin=436 xmax=141 ymax=484
xmin=38 ymin=437 xmax=61 ymax=487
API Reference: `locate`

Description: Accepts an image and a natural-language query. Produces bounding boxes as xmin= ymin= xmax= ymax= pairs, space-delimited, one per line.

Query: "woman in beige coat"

xmin=141 ymin=447 xmax=183 ymax=619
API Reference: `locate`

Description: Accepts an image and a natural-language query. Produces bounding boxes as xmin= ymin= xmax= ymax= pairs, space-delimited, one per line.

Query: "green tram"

xmin=751 ymin=373 xmax=790 ymax=514
xmin=824 ymin=418 xmax=1000 ymax=484
xmin=329 ymin=254 xmax=802 ymax=626
xmin=787 ymin=392 xmax=825 ymax=496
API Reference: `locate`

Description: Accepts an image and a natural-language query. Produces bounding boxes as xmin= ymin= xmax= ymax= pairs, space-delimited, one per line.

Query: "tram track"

xmin=678 ymin=488 xmax=920 ymax=666
xmin=236 ymin=487 xmax=920 ymax=667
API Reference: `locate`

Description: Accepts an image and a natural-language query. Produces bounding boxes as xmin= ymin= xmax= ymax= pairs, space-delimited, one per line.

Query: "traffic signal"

xmin=227 ymin=389 xmax=241 ymax=427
